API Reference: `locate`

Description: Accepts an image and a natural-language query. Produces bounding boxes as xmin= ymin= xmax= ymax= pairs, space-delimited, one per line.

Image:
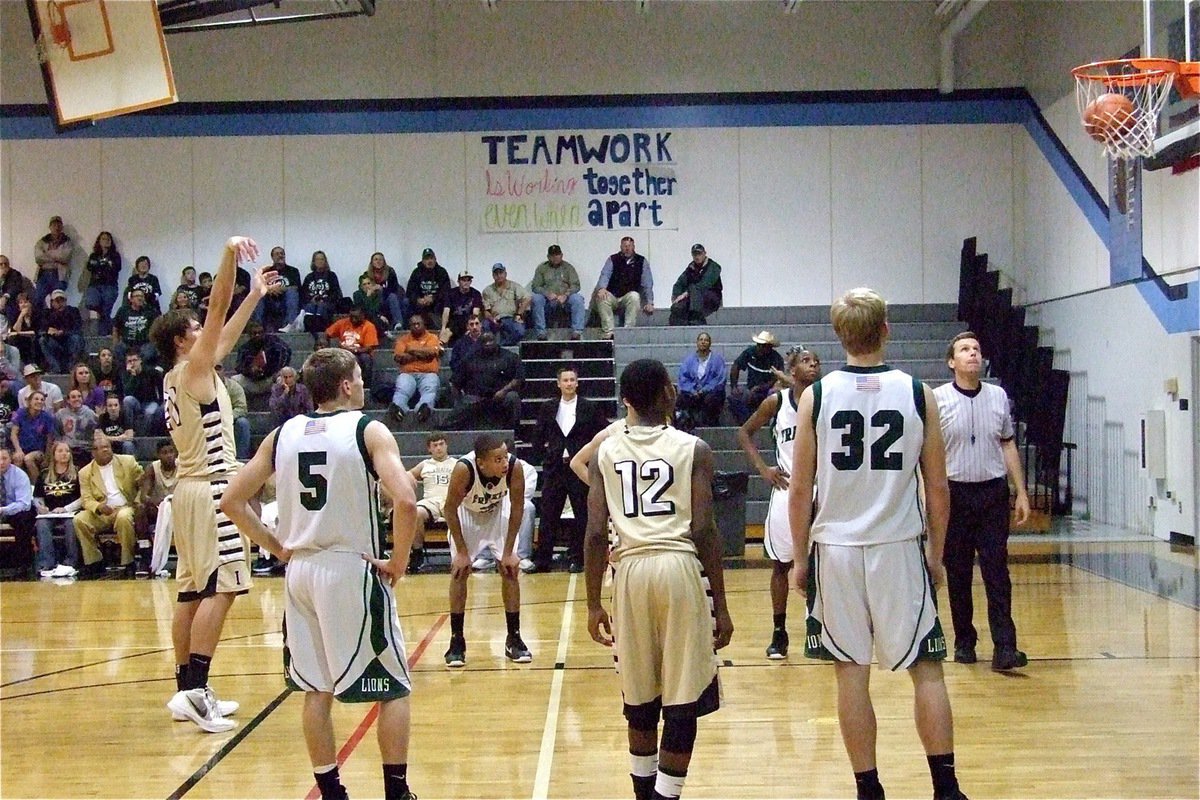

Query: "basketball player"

xmin=152 ymin=235 xmax=269 ymax=733
xmin=585 ymin=359 xmax=733 ymax=800
xmin=736 ymin=345 xmax=821 ymax=659
xmin=788 ymin=288 xmax=966 ymax=800
xmin=221 ymin=348 xmax=419 ymax=800
xmin=406 ymin=431 xmax=456 ymax=573
xmin=441 ymin=433 xmax=531 ymax=667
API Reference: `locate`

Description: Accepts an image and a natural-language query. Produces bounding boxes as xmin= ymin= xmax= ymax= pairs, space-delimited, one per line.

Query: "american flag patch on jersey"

xmin=855 ymin=375 xmax=881 ymax=392
xmin=304 ymin=418 xmax=327 ymax=435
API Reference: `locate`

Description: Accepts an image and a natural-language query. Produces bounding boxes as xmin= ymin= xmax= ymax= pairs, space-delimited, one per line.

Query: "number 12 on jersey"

xmin=613 ymin=459 xmax=675 ymax=517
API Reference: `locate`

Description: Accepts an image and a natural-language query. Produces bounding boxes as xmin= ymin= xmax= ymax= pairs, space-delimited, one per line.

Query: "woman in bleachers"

xmin=300 ymin=250 xmax=343 ymax=333
xmin=69 ymin=363 xmax=107 ymax=412
xmin=84 ymin=231 xmax=122 ymax=336
xmin=89 ymin=348 xmax=121 ymax=395
xmin=95 ymin=392 xmax=135 ymax=456
xmin=8 ymin=295 xmax=38 ymax=367
xmin=33 ymin=440 xmax=81 ymax=578
xmin=11 ymin=389 xmax=56 ymax=481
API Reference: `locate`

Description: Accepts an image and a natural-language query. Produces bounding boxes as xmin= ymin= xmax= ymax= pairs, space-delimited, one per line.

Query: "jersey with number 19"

xmin=811 ymin=365 xmax=926 ymax=546
xmin=274 ymin=410 xmax=382 ymax=555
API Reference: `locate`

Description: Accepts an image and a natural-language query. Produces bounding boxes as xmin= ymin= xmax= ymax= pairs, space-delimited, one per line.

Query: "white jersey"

xmin=415 ymin=456 xmax=455 ymax=502
xmin=772 ymin=387 xmax=798 ymax=477
xmin=457 ymin=451 xmax=514 ymax=514
xmin=811 ymin=366 xmax=926 ymax=546
xmin=598 ymin=424 xmax=698 ymax=561
xmin=273 ymin=410 xmax=382 ymax=555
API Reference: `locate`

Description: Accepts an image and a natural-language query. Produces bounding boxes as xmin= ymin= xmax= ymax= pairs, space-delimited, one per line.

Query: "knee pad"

xmin=660 ymin=715 xmax=698 ymax=753
xmin=623 ymin=698 xmax=662 ymax=732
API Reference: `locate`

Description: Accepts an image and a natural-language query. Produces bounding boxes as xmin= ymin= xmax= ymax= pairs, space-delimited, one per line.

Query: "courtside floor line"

xmin=533 ymin=573 xmax=578 ymax=800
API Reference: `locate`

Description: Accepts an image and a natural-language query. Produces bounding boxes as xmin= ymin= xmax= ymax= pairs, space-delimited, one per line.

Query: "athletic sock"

xmin=854 ymin=768 xmax=885 ymax=800
xmin=652 ymin=765 xmax=687 ymax=800
xmin=773 ymin=612 xmax=786 ymax=630
xmin=505 ymin=611 xmax=521 ymax=637
xmin=313 ymin=764 xmax=348 ymax=800
xmin=382 ymin=762 xmax=409 ymax=800
xmin=186 ymin=653 xmax=212 ymax=690
xmin=927 ymin=752 xmax=959 ymax=797
xmin=450 ymin=612 xmax=465 ymax=639
xmin=175 ymin=663 xmax=189 ymax=692
xmin=629 ymin=752 xmax=658 ymax=800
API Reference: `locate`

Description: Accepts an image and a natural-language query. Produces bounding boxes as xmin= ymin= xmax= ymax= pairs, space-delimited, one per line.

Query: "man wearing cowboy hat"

xmin=728 ymin=330 xmax=784 ymax=425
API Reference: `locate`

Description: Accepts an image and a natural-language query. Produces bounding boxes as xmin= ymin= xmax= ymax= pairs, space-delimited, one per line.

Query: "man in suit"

xmin=74 ymin=432 xmax=144 ymax=578
xmin=529 ymin=364 xmax=607 ymax=572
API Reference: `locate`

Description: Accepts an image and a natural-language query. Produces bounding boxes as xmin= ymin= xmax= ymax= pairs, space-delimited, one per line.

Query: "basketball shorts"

xmin=450 ymin=506 xmax=509 ymax=561
xmin=283 ymin=549 xmax=411 ymax=701
xmin=173 ymin=477 xmax=251 ymax=602
xmin=612 ymin=550 xmax=720 ymax=719
xmin=416 ymin=496 xmax=446 ymax=524
xmin=805 ymin=536 xmax=946 ymax=670
xmin=763 ymin=488 xmax=793 ymax=563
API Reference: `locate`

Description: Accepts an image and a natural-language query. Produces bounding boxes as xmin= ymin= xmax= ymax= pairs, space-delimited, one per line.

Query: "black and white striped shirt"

xmin=932 ymin=381 xmax=1014 ymax=483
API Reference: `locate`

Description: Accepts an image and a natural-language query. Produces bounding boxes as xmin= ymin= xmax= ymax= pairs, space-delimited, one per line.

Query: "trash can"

xmin=711 ymin=471 xmax=749 ymax=557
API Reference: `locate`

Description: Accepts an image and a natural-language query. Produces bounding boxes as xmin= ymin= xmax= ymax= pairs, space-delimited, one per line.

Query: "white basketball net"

xmin=1073 ymin=61 xmax=1177 ymax=159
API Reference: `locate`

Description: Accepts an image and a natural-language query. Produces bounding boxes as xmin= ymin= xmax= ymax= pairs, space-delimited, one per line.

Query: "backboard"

xmin=1146 ymin=0 xmax=1199 ymax=170
xmin=26 ymin=0 xmax=176 ymax=131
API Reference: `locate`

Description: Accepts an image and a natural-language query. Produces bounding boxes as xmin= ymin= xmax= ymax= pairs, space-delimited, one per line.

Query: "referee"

xmin=933 ymin=332 xmax=1030 ymax=672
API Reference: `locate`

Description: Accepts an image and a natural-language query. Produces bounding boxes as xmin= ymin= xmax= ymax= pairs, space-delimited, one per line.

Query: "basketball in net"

xmin=1082 ymin=93 xmax=1136 ymax=144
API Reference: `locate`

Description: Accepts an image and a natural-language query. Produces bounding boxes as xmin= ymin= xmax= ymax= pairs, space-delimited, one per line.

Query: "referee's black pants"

xmin=943 ymin=477 xmax=1018 ymax=651
xmin=533 ymin=463 xmax=589 ymax=568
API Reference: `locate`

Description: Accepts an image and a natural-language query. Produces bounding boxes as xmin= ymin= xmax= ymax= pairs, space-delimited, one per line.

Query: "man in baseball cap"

xmin=481 ymin=263 xmax=530 ymax=345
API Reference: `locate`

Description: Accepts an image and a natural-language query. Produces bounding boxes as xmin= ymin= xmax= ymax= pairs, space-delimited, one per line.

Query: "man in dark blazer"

xmin=529 ymin=363 xmax=607 ymax=572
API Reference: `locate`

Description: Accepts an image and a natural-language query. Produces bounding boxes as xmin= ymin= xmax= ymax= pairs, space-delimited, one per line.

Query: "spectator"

xmin=134 ymin=438 xmax=178 ymax=573
xmin=95 ymin=392 xmax=135 ymax=456
xmin=482 ymin=263 xmax=530 ymax=345
xmin=18 ymin=364 xmax=63 ymax=411
xmin=55 ymin=388 xmax=98 ymax=468
xmin=170 ymin=290 xmax=194 ymax=312
xmin=528 ymin=364 xmax=607 ymax=573
xmin=254 ymin=246 xmax=301 ymax=331
xmin=232 ymin=321 xmax=293 ymax=398
xmin=33 ymin=215 xmax=74 ymax=307
xmin=69 ymin=363 xmax=107 ymax=412
xmin=37 ymin=289 xmax=85 ymax=374
xmin=0 ymin=254 xmax=30 ymax=326
xmin=226 ymin=263 xmax=252 ymax=320
xmin=84 ymin=231 xmax=122 ymax=335
xmin=323 ymin=306 xmax=379 ymax=387
xmin=352 ymin=274 xmax=389 ymax=337
xmin=11 ymin=389 xmax=56 ymax=481
xmin=405 ymin=247 xmax=451 ymax=330
xmin=215 ymin=364 xmax=250 ymax=460
xmin=449 ymin=314 xmax=484 ymax=393
xmin=0 ymin=313 xmax=20 ymax=375
xmin=8 ymin=295 xmax=38 ymax=367
xmin=89 ymin=347 xmax=121 ymax=395
xmin=728 ymin=330 xmax=784 ymax=425
xmin=0 ymin=447 xmax=36 ymax=578
xmin=174 ymin=266 xmax=202 ymax=310
xmin=443 ymin=271 xmax=484 ymax=344
xmin=530 ymin=244 xmax=585 ymax=340
xmin=362 ymin=251 xmax=407 ymax=332
xmin=445 ymin=332 xmax=523 ymax=436
xmin=74 ymin=433 xmax=143 ymax=578
xmin=389 ymin=313 xmax=442 ymax=425
xmin=34 ymin=440 xmax=82 ymax=579
xmin=594 ymin=236 xmax=654 ymax=339
xmin=196 ymin=271 xmax=214 ymax=321
xmin=268 ymin=366 xmax=312 ymax=429
xmin=119 ymin=351 xmax=163 ymax=436
xmin=405 ymin=432 xmax=457 ymax=574
xmin=111 ymin=288 xmax=159 ymax=365
xmin=675 ymin=331 xmax=727 ymax=429
xmin=0 ymin=375 xmax=19 ymax=450
xmin=668 ymin=243 xmax=723 ymax=325
xmin=124 ymin=255 xmax=163 ymax=313
xmin=300 ymin=250 xmax=343 ymax=332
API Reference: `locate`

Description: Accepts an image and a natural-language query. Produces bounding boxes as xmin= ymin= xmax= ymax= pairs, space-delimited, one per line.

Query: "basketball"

xmin=1082 ymin=92 xmax=1136 ymax=143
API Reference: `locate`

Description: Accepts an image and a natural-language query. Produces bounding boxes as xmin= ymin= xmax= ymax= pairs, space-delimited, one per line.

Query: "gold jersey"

xmin=597 ymin=424 xmax=698 ymax=561
xmin=163 ymin=360 xmax=239 ymax=479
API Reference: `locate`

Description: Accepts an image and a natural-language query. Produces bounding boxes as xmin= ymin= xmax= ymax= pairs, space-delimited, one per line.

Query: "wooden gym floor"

xmin=0 ymin=537 xmax=1196 ymax=800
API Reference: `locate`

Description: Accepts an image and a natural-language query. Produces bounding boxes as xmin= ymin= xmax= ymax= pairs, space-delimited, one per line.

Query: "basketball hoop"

xmin=1071 ymin=58 xmax=1183 ymax=159
xmin=34 ymin=0 xmax=71 ymax=65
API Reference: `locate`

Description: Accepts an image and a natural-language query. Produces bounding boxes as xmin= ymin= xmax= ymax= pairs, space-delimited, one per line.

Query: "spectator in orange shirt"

xmin=389 ymin=313 xmax=442 ymax=425
xmin=324 ymin=306 xmax=379 ymax=386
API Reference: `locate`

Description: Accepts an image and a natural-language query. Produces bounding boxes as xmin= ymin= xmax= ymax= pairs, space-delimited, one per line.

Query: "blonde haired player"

xmin=221 ymin=348 xmax=419 ymax=800
xmin=788 ymin=287 xmax=965 ymax=800
xmin=151 ymin=236 xmax=270 ymax=733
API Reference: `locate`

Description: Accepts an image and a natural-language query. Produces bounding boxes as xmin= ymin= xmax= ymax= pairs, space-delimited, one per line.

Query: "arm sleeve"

xmin=641 ymin=259 xmax=654 ymax=305
xmin=677 ymin=354 xmax=698 ymax=392
xmin=596 ymin=258 xmax=614 ymax=291
xmin=566 ymin=264 xmax=581 ymax=295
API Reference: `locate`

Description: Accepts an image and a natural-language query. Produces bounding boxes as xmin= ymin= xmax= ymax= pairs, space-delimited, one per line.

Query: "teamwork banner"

xmin=477 ymin=130 xmax=679 ymax=232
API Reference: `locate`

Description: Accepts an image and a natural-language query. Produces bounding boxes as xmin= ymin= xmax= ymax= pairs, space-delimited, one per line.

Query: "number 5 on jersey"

xmin=298 ymin=451 xmax=328 ymax=510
